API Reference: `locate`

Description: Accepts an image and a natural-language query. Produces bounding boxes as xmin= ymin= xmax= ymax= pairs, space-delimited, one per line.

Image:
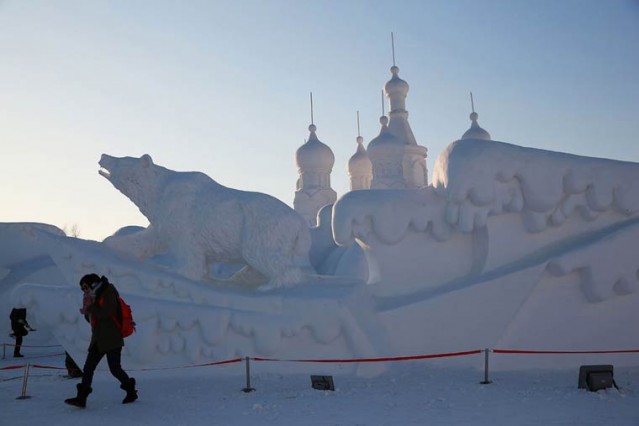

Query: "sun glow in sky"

xmin=1 ymin=0 xmax=638 ymax=241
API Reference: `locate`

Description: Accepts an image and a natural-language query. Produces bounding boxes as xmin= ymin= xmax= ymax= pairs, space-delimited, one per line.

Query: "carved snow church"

xmin=294 ymin=60 xmax=490 ymax=226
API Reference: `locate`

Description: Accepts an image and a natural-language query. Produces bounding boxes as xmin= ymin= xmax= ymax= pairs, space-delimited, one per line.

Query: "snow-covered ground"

xmin=2 ymin=344 xmax=638 ymax=426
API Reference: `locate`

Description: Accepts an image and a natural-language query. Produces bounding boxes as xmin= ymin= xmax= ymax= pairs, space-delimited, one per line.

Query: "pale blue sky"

xmin=1 ymin=0 xmax=638 ymax=241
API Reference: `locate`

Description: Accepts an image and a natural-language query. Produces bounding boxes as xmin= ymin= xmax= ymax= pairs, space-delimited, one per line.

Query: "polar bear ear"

xmin=140 ymin=154 xmax=153 ymax=168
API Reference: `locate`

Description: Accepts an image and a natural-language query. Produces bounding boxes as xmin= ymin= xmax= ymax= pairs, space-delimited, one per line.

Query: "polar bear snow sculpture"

xmin=99 ymin=154 xmax=314 ymax=288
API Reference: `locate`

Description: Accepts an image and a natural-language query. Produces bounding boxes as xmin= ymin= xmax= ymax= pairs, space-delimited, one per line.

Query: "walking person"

xmin=9 ymin=307 xmax=34 ymax=358
xmin=65 ymin=274 xmax=138 ymax=408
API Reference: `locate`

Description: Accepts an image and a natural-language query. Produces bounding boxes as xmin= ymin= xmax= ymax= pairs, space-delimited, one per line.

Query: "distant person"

xmin=64 ymin=274 xmax=138 ymax=408
xmin=9 ymin=307 xmax=34 ymax=358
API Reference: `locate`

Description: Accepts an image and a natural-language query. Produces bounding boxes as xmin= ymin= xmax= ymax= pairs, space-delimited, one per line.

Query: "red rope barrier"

xmin=253 ymin=349 xmax=483 ymax=363
xmin=17 ymin=357 xmax=243 ymax=373
xmin=197 ymin=358 xmax=243 ymax=367
xmin=32 ymin=364 xmax=66 ymax=370
xmin=24 ymin=352 xmax=66 ymax=360
xmin=493 ymin=349 xmax=639 ymax=355
xmin=2 ymin=343 xmax=63 ymax=348
xmin=8 ymin=347 xmax=637 ymax=374
xmin=134 ymin=357 xmax=243 ymax=372
xmin=0 ymin=352 xmax=65 ymax=361
xmin=0 ymin=365 xmax=24 ymax=371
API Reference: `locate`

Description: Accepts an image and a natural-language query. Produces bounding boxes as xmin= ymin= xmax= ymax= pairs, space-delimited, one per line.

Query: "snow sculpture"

xmin=348 ymin=134 xmax=373 ymax=190
xmin=330 ymin=139 xmax=639 ymax=369
xmin=2 ymin=224 xmax=383 ymax=375
xmin=334 ymin=139 xmax=639 ymax=298
xmin=3 ymin=138 xmax=639 ymax=372
xmin=99 ymin=154 xmax=313 ymax=288
xmin=294 ymin=124 xmax=337 ymax=226
xmin=367 ymin=65 xmax=428 ymax=189
xmin=309 ymin=204 xmax=369 ymax=280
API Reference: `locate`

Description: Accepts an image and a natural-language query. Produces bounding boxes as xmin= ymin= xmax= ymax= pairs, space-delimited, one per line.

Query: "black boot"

xmin=64 ymin=383 xmax=92 ymax=408
xmin=120 ymin=378 xmax=138 ymax=404
xmin=13 ymin=352 xmax=23 ymax=358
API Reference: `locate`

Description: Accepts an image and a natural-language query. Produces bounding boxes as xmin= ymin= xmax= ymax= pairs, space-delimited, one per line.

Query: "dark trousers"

xmin=14 ymin=335 xmax=23 ymax=355
xmin=81 ymin=347 xmax=130 ymax=388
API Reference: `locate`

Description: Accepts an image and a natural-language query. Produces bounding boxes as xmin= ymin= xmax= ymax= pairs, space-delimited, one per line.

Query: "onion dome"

xmin=384 ymin=66 xmax=409 ymax=112
xmin=295 ymin=124 xmax=335 ymax=171
xmin=461 ymin=94 xmax=491 ymax=140
xmin=348 ymin=135 xmax=372 ymax=175
xmin=461 ymin=111 xmax=491 ymax=140
xmin=368 ymin=115 xmax=402 ymax=152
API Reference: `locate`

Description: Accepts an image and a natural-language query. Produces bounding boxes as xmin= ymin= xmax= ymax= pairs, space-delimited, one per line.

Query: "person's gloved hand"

xmin=80 ymin=292 xmax=94 ymax=314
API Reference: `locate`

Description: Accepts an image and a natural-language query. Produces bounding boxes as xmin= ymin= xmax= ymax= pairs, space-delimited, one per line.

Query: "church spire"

xmin=293 ymin=92 xmax=336 ymax=226
xmin=348 ymin=111 xmax=372 ymax=191
xmin=367 ymin=33 xmax=428 ymax=189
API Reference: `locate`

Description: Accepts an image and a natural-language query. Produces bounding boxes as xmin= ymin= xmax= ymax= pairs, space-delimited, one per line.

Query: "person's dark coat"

xmin=87 ymin=283 xmax=124 ymax=353
xmin=10 ymin=308 xmax=28 ymax=337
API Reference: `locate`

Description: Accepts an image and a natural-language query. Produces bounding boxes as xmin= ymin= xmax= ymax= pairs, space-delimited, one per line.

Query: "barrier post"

xmin=480 ymin=348 xmax=492 ymax=384
xmin=242 ymin=356 xmax=255 ymax=393
xmin=2 ymin=343 xmax=5 ymax=360
xmin=17 ymin=362 xmax=32 ymax=399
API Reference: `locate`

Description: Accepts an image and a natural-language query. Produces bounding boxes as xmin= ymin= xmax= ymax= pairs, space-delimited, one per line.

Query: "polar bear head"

xmin=99 ymin=154 xmax=166 ymax=219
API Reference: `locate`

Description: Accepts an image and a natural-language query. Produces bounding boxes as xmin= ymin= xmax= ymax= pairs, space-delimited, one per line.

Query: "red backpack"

xmin=96 ymin=287 xmax=136 ymax=338
xmin=113 ymin=295 xmax=136 ymax=338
